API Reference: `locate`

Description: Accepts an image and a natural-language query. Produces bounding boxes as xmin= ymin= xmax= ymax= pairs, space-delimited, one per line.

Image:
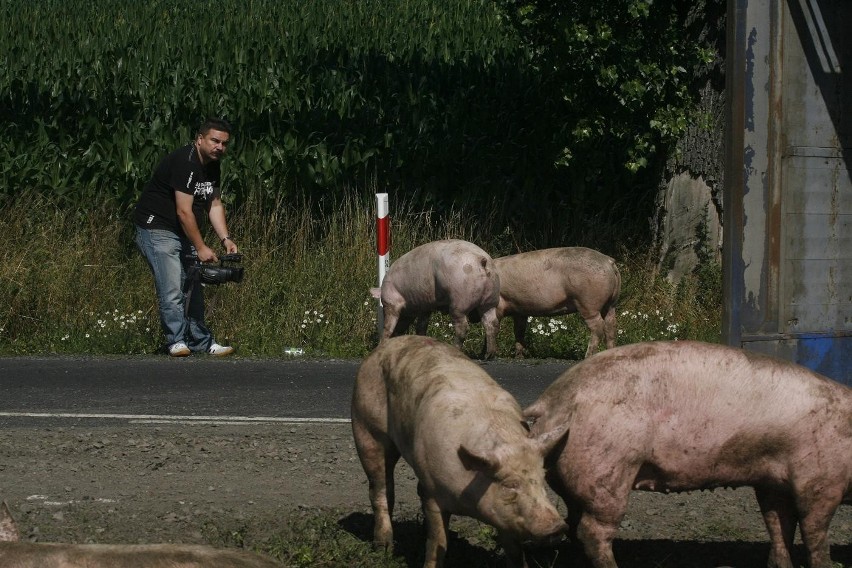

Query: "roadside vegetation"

xmin=0 ymin=0 xmax=722 ymax=357
xmin=203 ymin=506 xmax=770 ymax=568
xmin=0 ymin=191 xmax=720 ymax=358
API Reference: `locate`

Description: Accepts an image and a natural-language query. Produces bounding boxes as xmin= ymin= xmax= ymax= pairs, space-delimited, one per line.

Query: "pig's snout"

xmin=523 ymin=517 xmax=568 ymax=546
xmin=524 ymin=522 xmax=568 ymax=547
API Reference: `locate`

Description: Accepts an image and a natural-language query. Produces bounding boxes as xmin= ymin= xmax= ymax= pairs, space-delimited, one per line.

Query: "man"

xmin=134 ymin=118 xmax=238 ymax=357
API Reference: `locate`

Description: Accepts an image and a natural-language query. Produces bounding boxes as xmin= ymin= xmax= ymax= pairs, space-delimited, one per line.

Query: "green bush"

xmin=0 ymin=0 xmax=721 ymax=247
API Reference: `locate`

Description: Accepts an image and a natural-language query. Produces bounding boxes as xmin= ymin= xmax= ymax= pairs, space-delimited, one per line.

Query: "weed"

xmin=0 ymin=192 xmax=721 ymax=358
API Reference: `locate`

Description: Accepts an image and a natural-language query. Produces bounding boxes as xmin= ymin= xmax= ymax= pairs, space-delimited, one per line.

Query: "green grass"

xmin=198 ymin=507 xmax=796 ymax=568
xmin=203 ymin=508 xmax=540 ymax=568
xmin=0 ymin=190 xmax=721 ymax=358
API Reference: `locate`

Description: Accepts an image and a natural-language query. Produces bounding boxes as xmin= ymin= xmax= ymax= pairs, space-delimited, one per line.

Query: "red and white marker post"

xmin=375 ymin=193 xmax=390 ymax=334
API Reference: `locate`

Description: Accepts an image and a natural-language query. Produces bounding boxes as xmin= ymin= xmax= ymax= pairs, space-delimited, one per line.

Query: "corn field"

xmin=2 ymin=0 xmax=720 ymax=250
xmin=1 ymin=0 xmax=558 ymax=213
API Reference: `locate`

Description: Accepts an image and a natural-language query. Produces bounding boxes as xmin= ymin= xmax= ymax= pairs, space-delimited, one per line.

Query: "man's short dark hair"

xmin=198 ymin=117 xmax=232 ymax=136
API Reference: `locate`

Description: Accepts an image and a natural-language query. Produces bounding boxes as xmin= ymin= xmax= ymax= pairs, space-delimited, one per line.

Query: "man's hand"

xmin=196 ymin=244 xmax=218 ymax=263
xmin=175 ymin=191 xmax=216 ymax=261
xmin=223 ymin=239 xmax=239 ymax=255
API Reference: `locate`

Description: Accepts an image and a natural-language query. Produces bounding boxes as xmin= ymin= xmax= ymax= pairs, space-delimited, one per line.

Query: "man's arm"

xmin=208 ymin=197 xmax=238 ymax=254
xmin=175 ymin=191 xmax=218 ymax=262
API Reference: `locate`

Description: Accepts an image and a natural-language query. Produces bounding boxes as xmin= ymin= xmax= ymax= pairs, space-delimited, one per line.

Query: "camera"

xmin=186 ymin=253 xmax=244 ymax=286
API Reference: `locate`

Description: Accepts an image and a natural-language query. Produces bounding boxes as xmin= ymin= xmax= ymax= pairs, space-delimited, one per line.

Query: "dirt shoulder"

xmin=1 ymin=423 xmax=850 ymax=566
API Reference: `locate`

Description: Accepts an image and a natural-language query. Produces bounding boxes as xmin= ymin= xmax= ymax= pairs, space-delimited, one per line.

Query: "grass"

xmin=203 ymin=508 xmax=550 ymax=568
xmin=0 ymin=190 xmax=721 ymax=358
xmin=198 ymin=506 xmax=830 ymax=568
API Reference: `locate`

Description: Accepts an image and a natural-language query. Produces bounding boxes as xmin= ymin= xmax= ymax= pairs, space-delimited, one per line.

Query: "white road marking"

xmin=0 ymin=412 xmax=350 ymax=425
xmin=27 ymin=495 xmax=118 ymax=506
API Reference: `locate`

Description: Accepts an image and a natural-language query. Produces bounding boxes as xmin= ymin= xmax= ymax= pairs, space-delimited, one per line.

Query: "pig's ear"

xmin=530 ymin=424 xmax=569 ymax=456
xmin=0 ymin=501 xmax=20 ymax=542
xmin=523 ymin=400 xmax=544 ymax=424
xmin=523 ymin=402 xmax=569 ymax=455
xmin=369 ymin=287 xmax=382 ymax=299
xmin=458 ymin=443 xmax=500 ymax=475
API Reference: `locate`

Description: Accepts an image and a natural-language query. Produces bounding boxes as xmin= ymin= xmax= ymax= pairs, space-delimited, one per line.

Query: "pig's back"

xmin=553 ymin=341 xmax=846 ymax=420
xmin=532 ymin=340 xmax=852 ymax=489
xmin=542 ymin=341 xmax=849 ymax=458
xmin=384 ymin=239 xmax=495 ymax=304
xmin=390 ymin=239 xmax=488 ymax=274
xmin=0 ymin=542 xmax=282 ymax=568
xmin=379 ymin=337 xmax=522 ymax=447
xmin=388 ymin=350 xmax=519 ymax=420
xmin=495 ymin=247 xmax=616 ymax=304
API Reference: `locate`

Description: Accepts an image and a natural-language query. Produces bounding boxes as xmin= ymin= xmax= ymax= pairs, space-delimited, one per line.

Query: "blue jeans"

xmin=135 ymin=227 xmax=213 ymax=352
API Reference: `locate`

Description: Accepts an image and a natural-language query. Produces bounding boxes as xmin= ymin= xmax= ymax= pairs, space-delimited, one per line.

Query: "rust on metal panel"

xmin=739 ymin=0 xmax=775 ymax=334
xmin=722 ymin=0 xmax=749 ymax=346
xmin=725 ymin=0 xmax=851 ymax=382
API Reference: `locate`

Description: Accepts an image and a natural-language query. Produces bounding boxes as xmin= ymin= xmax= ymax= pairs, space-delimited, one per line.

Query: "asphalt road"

xmin=0 ymin=355 xmax=573 ymax=427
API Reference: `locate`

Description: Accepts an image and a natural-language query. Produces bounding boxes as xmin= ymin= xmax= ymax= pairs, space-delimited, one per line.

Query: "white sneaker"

xmin=169 ymin=341 xmax=191 ymax=357
xmin=208 ymin=343 xmax=234 ymax=357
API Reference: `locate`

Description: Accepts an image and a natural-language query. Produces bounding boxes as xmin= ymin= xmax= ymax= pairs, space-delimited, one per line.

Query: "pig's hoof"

xmin=372 ymin=540 xmax=393 ymax=553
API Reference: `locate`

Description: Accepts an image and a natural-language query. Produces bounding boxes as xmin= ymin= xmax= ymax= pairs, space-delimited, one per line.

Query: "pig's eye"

xmin=502 ymin=478 xmax=520 ymax=491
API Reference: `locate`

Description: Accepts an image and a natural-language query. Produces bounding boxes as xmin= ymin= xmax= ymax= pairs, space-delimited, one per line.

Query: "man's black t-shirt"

xmin=133 ymin=144 xmax=221 ymax=235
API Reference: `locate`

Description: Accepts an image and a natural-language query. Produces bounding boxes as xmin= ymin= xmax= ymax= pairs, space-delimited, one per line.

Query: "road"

xmin=0 ymin=355 xmax=573 ymax=427
xmin=2 ymin=354 xmax=851 ymax=568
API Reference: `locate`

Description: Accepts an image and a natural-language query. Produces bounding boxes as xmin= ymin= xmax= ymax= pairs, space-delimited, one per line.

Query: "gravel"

xmin=1 ymin=422 xmax=850 ymax=566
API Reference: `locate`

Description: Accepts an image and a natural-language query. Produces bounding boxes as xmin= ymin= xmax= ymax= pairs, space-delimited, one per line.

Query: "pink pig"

xmin=524 ymin=340 xmax=852 ymax=568
xmin=494 ymin=247 xmax=620 ymax=359
xmin=0 ymin=501 xmax=281 ymax=568
xmin=351 ymin=335 xmax=566 ymax=568
xmin=370 ymin=239 xmax=500 ymax=358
